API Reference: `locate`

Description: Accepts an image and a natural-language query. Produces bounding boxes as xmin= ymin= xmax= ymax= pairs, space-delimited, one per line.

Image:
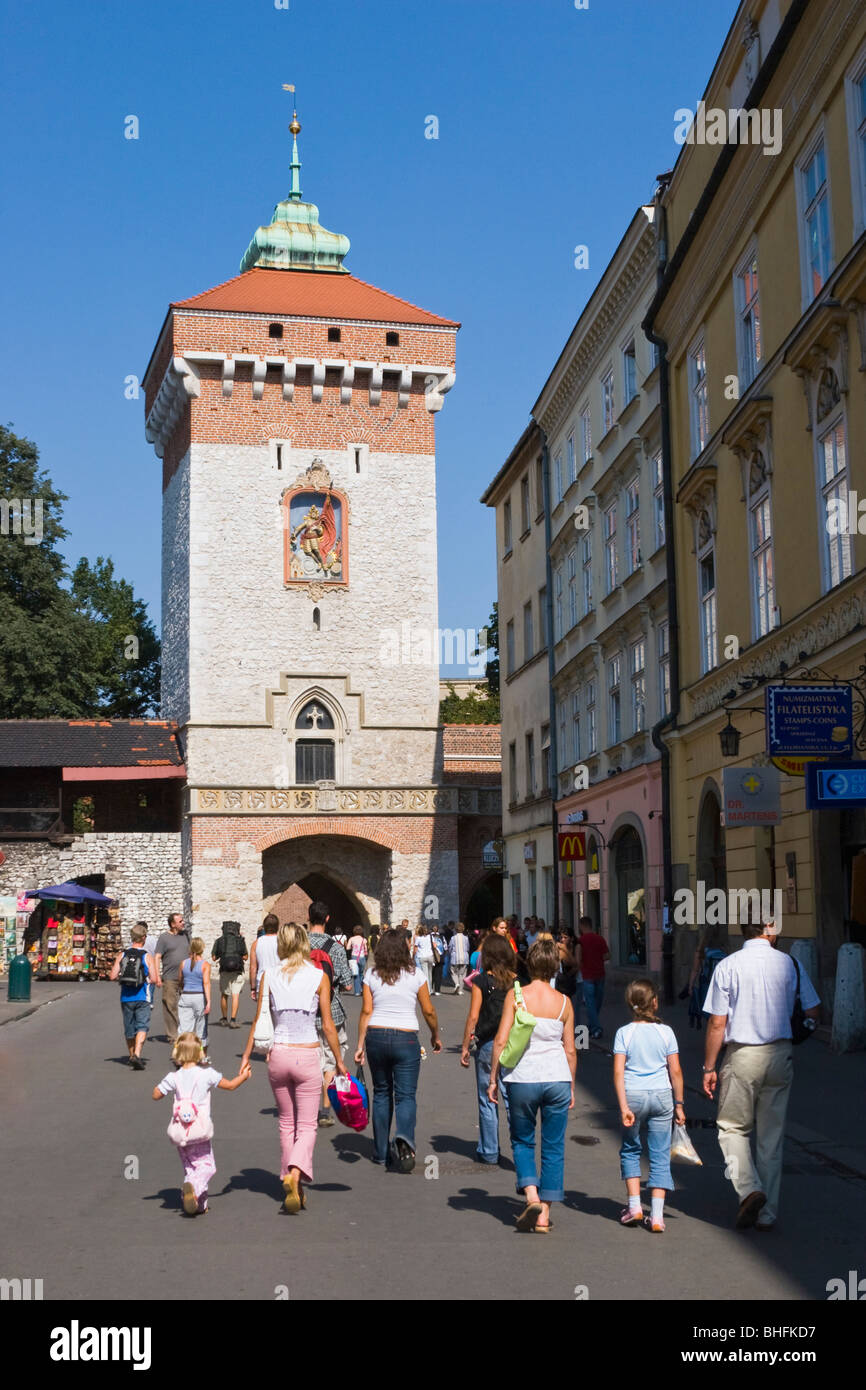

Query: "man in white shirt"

xmin=449 ymin=927 xmax=470 ymax=995
xmin=702 ymin=919 xmax=820 ymax=1231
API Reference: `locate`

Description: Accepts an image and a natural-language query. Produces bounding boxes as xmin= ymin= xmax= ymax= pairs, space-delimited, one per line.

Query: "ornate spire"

xmin=240 ymin=101 xmax=350 ymax=274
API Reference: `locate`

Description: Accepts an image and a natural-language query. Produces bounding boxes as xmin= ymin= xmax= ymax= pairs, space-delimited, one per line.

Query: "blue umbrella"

xmin=25 ymin=881 xmax=117 ymax=905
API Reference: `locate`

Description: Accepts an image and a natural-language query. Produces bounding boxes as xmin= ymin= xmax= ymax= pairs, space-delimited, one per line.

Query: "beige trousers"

xmin=716 ymin=1040 xmax=793 ymax=1223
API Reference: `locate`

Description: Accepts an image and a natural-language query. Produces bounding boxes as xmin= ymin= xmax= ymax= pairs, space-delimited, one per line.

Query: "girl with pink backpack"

xmin=152 ymin=1032 xmax=250 ymax=1216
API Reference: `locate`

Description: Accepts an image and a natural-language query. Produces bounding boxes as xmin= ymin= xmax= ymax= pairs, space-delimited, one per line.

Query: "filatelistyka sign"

xmin=722 ymin=765 xmax=782 ymax=826
xmin=765 ymin=684 xmax=853 ymax=757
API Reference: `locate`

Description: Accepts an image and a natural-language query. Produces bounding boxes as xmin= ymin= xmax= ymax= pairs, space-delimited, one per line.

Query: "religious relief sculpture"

xmin=282 ymin=464 xmax=349 ymax=589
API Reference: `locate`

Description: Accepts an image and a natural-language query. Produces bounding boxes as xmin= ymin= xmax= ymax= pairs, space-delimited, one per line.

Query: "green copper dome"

xmin=240 ymin=112 xmax=350 ymax=274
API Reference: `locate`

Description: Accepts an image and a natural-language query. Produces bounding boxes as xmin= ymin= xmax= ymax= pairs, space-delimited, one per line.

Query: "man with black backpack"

xmin=109 ymin=923 xmax=155 ymax=1069
xmin=211 ymin=920 xmax=249 ymax=1028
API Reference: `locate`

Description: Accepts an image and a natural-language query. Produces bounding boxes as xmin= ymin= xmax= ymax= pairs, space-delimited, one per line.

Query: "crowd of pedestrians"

xmin=114 ymin=904 xmax=820 ymax=1234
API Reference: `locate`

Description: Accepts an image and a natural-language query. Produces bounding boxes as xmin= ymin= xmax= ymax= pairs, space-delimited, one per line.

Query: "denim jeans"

xmin=474 ymin=1039 xmax=511 ymax=1163
xmin=505 ymin=1080 xmax=572 ymax=1202
xmin=620 ymin=1088 xmax=674 ymax=1190
xmin=352 ymin=958 xmax=366 ymax=995
xmin=583 ymin=978 xmax=605 ymax=1033
xmin=365 ymin=1028 xmax=422 ymax=1163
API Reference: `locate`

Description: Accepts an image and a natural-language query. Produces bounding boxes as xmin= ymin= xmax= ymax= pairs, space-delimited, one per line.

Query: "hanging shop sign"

xmin=565 ymin=809 xmax=589 ymax=824
xmin=805 ymin=762 xmax=866 ymax=810
xmin=481 ymin=839 xmax=504 ymax=870
xmin=558 ymin=831 xmax=587 ymax=861
xmin=770 ymin=754 xmax=825 ymax=777
xmin=722 ymin=766 xmax=781 ymax=826
xmin=766 ymin=684 xmax=853 ymax=758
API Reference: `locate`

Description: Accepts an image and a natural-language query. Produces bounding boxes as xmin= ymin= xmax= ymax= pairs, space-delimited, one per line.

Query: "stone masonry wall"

xmin=0 ymin=834 xmax=183 ymax=942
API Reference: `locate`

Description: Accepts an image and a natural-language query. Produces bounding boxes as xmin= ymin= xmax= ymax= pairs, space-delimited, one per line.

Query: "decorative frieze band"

xmin=191 ymin=785 xmax=501 ymax=816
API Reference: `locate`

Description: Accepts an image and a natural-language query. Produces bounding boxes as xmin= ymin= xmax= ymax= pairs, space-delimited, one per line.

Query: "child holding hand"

xmin=153 ymin=1031 xmax=250 ymax=1216
xmin=613 ymin=979 xmax=685 ymax=1233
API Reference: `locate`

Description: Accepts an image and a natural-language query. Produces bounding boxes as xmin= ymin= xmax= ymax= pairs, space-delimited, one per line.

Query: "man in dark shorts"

xmin=110 ymin=923 xmax=155 ymax=1069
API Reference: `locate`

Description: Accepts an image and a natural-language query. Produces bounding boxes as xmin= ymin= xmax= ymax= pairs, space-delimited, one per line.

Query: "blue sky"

xmin=0 ymin=0 xmax=734 ymax=676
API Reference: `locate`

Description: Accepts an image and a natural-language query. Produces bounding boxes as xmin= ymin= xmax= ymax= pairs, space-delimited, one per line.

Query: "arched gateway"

xmin=144 ymin=115 xmax=500 ymax=949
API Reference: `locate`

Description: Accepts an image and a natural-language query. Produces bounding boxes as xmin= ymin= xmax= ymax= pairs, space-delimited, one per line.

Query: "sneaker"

xmin=620 ymin=1206 xmax=643 ymax=1226
xmin=390 ymin=1138 xmax=415 ymax=1173
xmin=229 ymin=1020 xmax=240 ymax=1029
xmin=130 ymin=1055 xmax=145 ymax=1071
xmin=318 ymin=1110 xmax=336 ymax=1128
xmin=643 ymin=1214 xmax=665 ymax=1233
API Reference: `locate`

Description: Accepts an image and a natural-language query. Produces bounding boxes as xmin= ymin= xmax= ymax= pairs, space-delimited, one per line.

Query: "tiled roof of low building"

xmin=0 ymin=720 xmax=184 ymax=768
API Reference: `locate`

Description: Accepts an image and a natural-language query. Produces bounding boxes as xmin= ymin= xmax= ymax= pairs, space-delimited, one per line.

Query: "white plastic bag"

xmin=670 ymin=1122 xmax=703 ymax=1165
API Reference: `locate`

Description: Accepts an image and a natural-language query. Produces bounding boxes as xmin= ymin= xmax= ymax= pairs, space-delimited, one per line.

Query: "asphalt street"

xmin=1 ymin=981 xmax=862 ymax=1301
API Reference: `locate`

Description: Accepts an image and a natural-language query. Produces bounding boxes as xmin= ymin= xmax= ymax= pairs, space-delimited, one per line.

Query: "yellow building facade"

xmin=648 ymin=0 xmax=866 ymax=1004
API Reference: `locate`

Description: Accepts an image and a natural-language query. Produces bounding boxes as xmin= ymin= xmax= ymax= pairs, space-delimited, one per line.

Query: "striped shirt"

xmin=703 ymin=939 xmax=820 ymax=1045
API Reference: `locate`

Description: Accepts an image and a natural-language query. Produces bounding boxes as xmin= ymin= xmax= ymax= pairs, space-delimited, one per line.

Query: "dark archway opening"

xmin=463 ymin=872 xmax=503 ymax=934
xmin=270 ymin=872 xmax=369 ymax=937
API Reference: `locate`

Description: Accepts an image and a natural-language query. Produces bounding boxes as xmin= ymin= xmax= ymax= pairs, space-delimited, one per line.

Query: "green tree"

xmin=438 ymin=606 xmax=501 ymax=724
xmin=0 ymin=424 xmax=160 ymax=718
xmin=71 ymin=557 xmax=161 ymax=717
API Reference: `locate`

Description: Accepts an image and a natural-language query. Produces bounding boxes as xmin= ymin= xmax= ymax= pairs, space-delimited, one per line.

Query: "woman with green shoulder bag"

xmin=488 ymin=938 xmax=577 ymax=1233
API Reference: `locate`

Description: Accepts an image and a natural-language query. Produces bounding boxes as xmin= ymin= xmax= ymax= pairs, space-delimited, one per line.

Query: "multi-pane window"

xmin=819 ymin=420 xmax=853 ymax=590
xmin=506 ymin=619 xmax=515 ymax=676
xmin=582 ymin=532 xmax=593 ymax=615
xmin=508 ymin=742 xmax=517 ymax=801
xmin=523 ymin=600 xmax=534 ymax=662
xmin=538 ymin=586 xmax=548 ymax=648
xmin=848 ymin=60 xmax=866 ymax=232
xmin=689 ymin=339 xmax=709 ymax=459
xmin=625 ymin=477 xmax=641 ymax=574
xmin=572 ymin=692 xmax=581 ymax=763
xmin=652 ymin=451 xmax=665 ymax=550
xmin=525 ymin=732 xmax=535 ymax=799
xmin=536 ymin=457 xmax=544 ymax=517
xmin=520 ymin=475 xmax=531 ymax=533
xmin=735 ymin=253 xmax=762 ymax=388
xmin=604 ymin=501 xmax=618 ymax=593
xmin=567 ymin=433 xmax=577 ymax=487
xmin=554 ymin=565 xmax=563 ymax=641
xmin=602 ymin=370 xmax=615 ymax=434
xmin=541 ymin=724 xmax=550 ymax=793
xmin=586 ymin=681 xmax=597 ymax=754
xmin=567 ymin=548 xmax=578 ymax=629
xmin=697 ymin=516 xmax=718 ymax=673
xmin=554 ymin=453 xmax=564 ymax=505
xmin=623 ymin=339 xmax=637 ymax=405
xmin=608 ymin=654 xmax=622 ymax=745
xmin=647 ymin=336 xmax=659 ymax=371
xmin=558 ymin=699 xmax=569 ymax=771
xmin=503 ymin=499 xmax=512 ymax=552
xmin=510 ymin=874 xmax=521 ymax=920
xmin=658 ymin=622 xmax=671 ymax=716
xmin=580 ymin=405 xmax=592 ymax=464
xmin=296 ymin=740 xmax=335 ymax=784
xmin=749 ymin=487 xmax=776 ymax=638
xmin=799 ymin=139 xmax=832 ymax=303
xmin=630 ymin=639 xmax=646 ymax=734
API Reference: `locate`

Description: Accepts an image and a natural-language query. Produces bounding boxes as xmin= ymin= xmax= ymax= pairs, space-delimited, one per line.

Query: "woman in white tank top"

xmin=489 ymin=938 xmax=577 ymax=1233
xmin=242 ymin=922 xmax=346 ymax=1214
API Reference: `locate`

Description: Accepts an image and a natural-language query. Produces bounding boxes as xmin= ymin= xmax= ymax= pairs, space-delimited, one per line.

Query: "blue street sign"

xmin=766 ymin=684 xmax=853 ymax=758
xmin=805 ymin=762 xmax=866 ymax=809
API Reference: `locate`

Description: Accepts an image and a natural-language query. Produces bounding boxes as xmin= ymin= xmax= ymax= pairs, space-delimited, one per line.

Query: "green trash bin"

xmin=7 ymin=953 xmax=32 ymax=1002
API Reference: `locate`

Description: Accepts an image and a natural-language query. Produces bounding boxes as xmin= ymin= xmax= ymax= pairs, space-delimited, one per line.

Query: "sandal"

xmin=516 ymin=1201 xmax=543 ymax=1233
xmin=282 ymin=1173 xmax=302 ymax=1214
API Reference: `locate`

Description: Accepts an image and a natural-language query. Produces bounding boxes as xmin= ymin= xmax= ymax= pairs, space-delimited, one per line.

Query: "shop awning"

xmin=24 ymin=881 xmax=117 ymax=905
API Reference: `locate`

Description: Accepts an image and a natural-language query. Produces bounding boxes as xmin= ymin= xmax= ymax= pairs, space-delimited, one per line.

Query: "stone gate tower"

xmin=142 ymin=112 xmax=495 ymax=943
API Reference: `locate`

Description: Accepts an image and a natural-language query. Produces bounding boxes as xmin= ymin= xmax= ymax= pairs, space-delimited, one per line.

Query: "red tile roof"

xmin=173 ymin=268 xmax=459 ymax=327
xmin=0 ymin=720 xmax=184 ymax=768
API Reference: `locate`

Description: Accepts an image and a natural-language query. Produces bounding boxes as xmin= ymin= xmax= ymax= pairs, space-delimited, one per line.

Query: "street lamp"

xmin=719 ymin=714 xmax=741 ymax=758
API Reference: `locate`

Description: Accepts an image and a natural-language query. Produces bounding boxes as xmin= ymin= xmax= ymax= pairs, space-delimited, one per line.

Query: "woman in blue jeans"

xmin=613 ymin=978 xmax=685 ymax=1233
xmin=460 ymin=934 xmax=517 ymax=1164
xmin=489 ymin=939 xmax=577 ymax=1233
xmin=355 ymin=930 xmax=442 ymax=1172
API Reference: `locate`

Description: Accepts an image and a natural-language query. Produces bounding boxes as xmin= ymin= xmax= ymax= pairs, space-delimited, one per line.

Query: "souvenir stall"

xmin=23 ymin=881 xmax=118 ymax=981
xmin=0 ymin=895 xmax=18 ymax=974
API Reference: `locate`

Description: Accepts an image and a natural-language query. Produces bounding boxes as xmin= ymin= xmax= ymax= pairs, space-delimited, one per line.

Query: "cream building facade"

xmin=647 ymin=0 xmax=866 ymax=1004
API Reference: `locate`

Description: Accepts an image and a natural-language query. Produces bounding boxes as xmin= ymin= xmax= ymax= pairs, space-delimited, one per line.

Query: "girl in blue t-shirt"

xmin=612 ymin=979 xmax=685 ymax=1233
